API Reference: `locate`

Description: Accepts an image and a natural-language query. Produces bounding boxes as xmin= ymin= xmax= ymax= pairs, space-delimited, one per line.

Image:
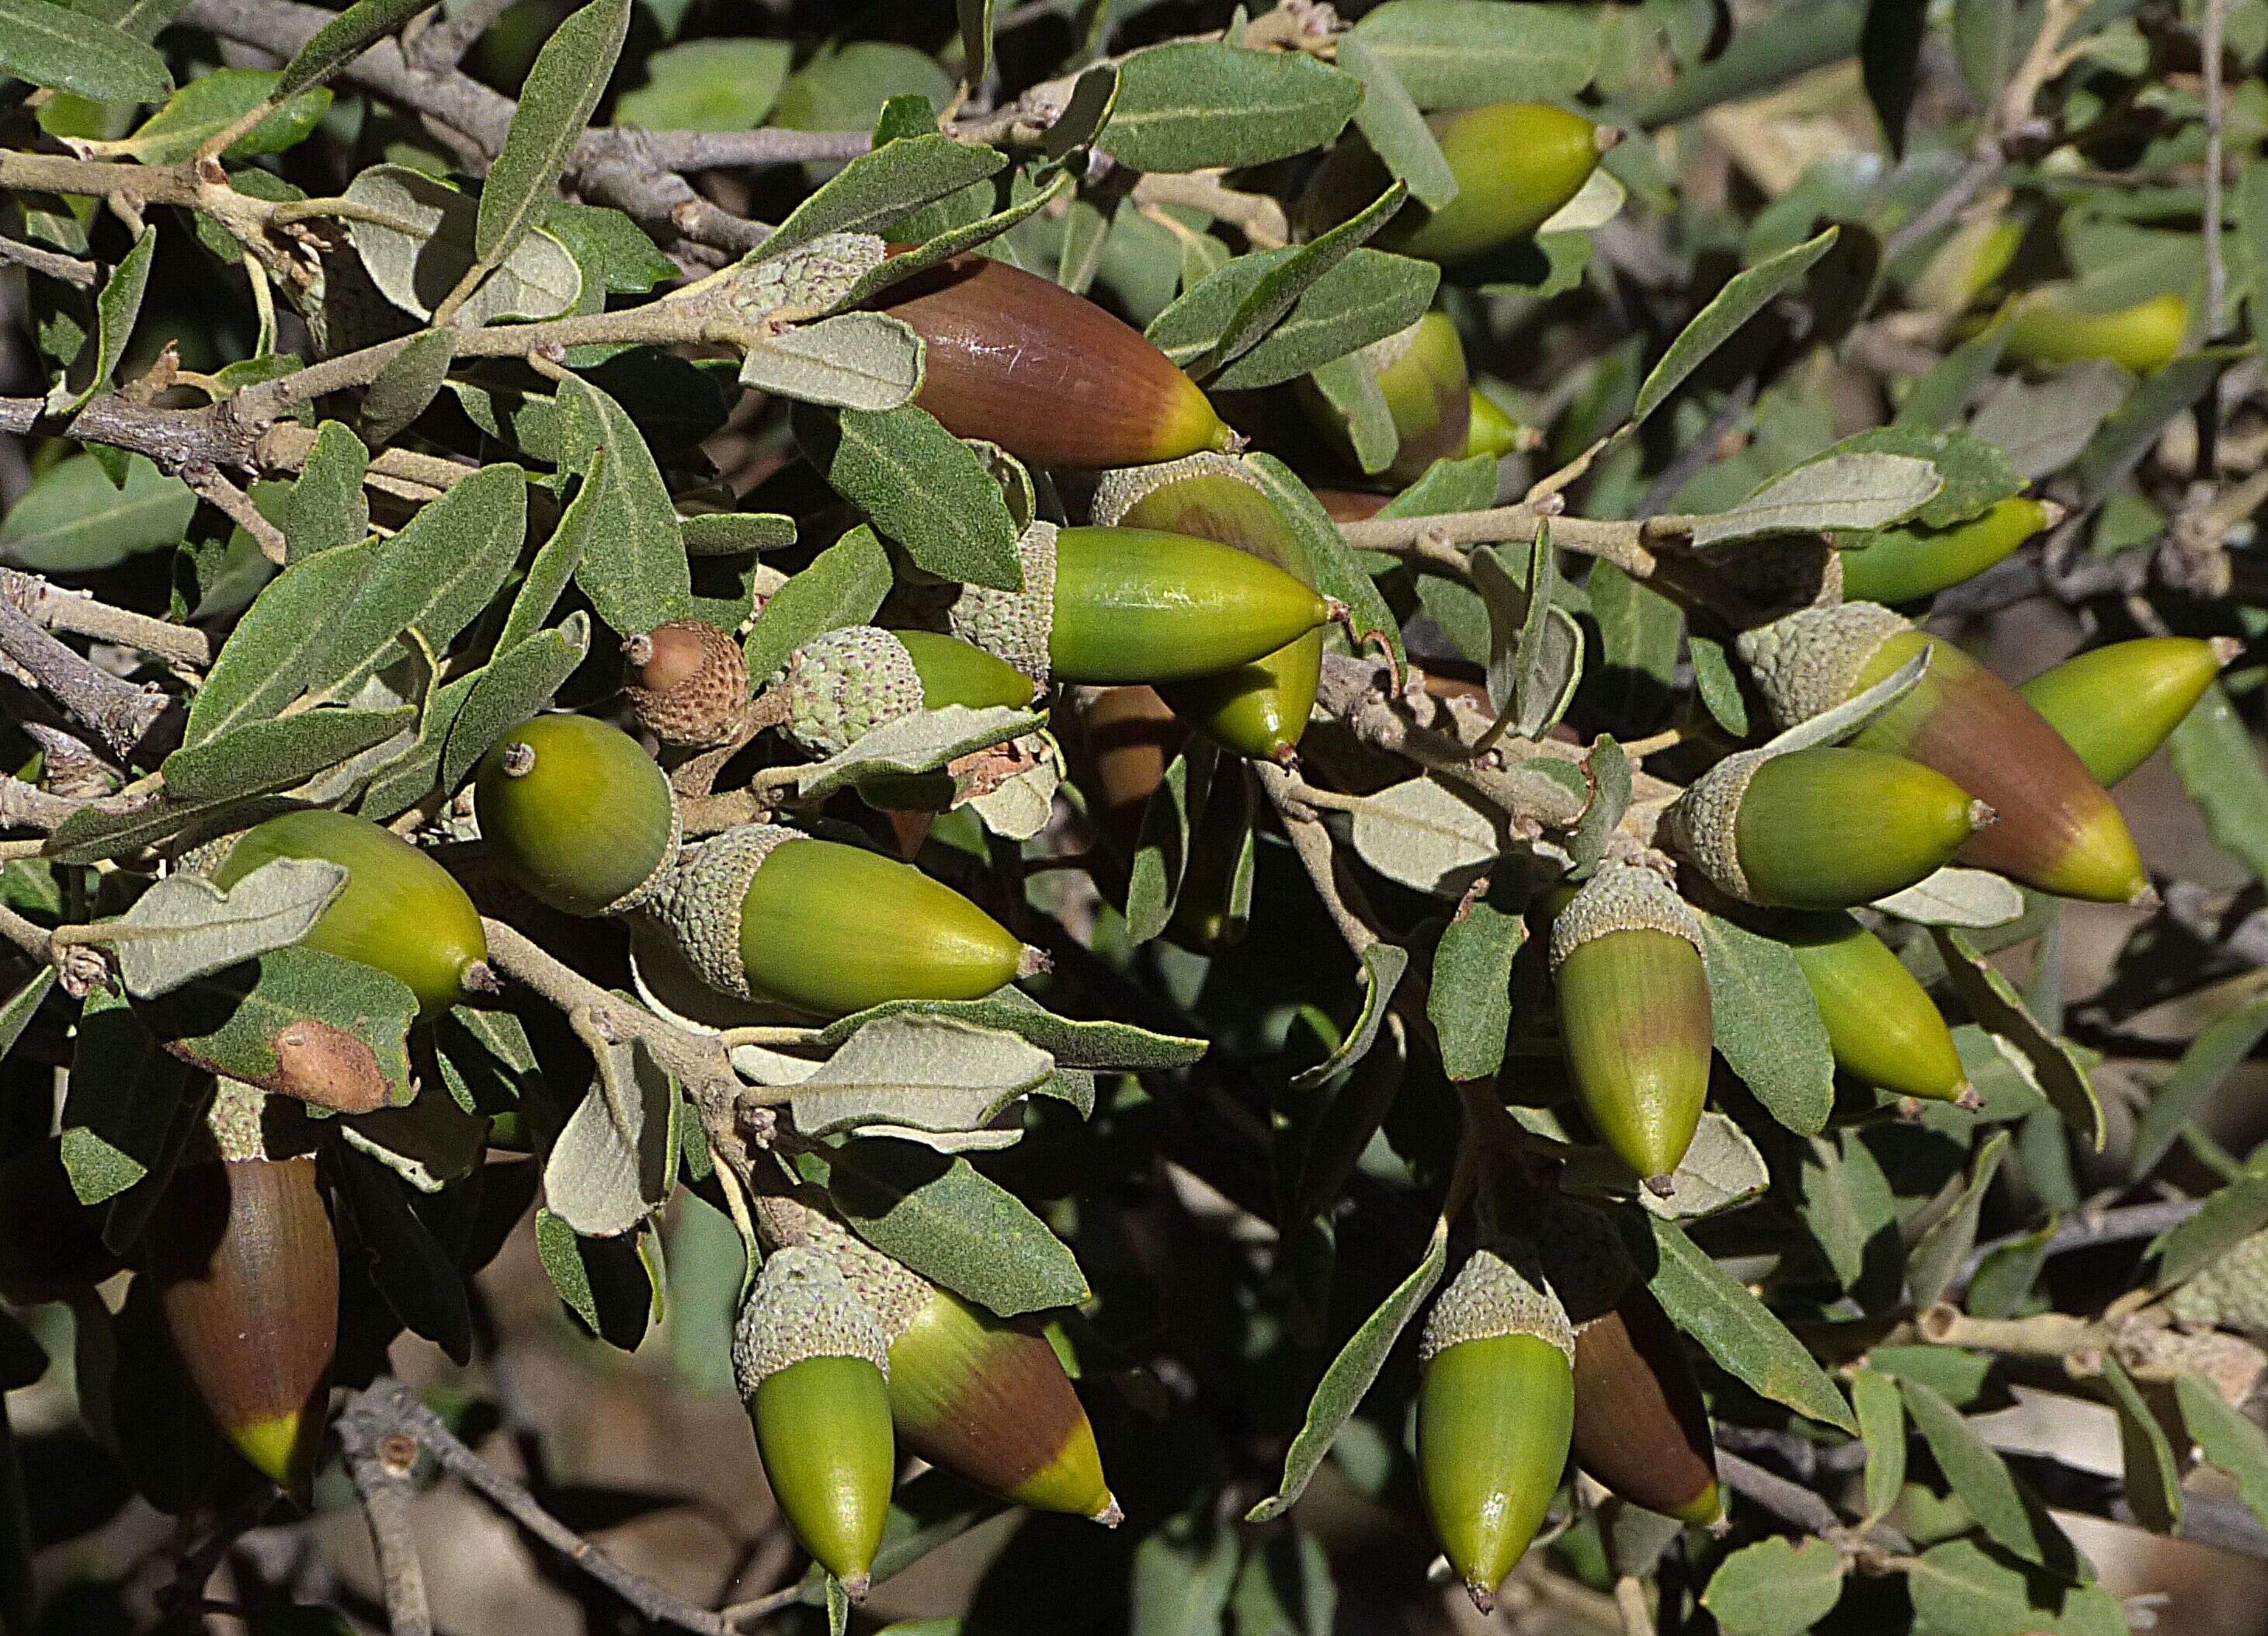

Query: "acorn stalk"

xmin=1415 ymin=1243 xmax=1575 ymax=1612
xmin=1549 ymin=863 xmax=1713 ymax=1191
xmin=622 ymin=619 xmax=749 ymax=747
xmin=474 ymin=714 xmax=681 ymax=917
xmin=733 ymin=1248 xmax=895 ymax=1596
xmin=1570 ymin=1291 xmax=1721 ymax=1527
xmin=1839 ymin=496 xmax=2058 ymax=606
xmin=1665 ymin=745 xmax=1992 ymax=908
xmin=2019 ymin=636 xmax=2240 ymax=787
xmin=2002 ymin=287 xmax=2189 ymax=376
xmin=213 ymin=809 xmax=491 ymax=1018
xmin=1773 ymin=910 xmax=1970 ymax=1104
xmin=1737 ymin=602 xmax=2151 ymax=905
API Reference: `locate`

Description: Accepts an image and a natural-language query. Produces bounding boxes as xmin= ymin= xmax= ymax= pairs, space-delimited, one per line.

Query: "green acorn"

xmin=945 ymin=522 xmax=1336 ymax=686
xmin=213 ymin=809 xmax=491 ymax=1018
xmin=1092 ymin=453 xmax=1325 ymax=762
xmin=733 ymin=1247 xmax=895 ymax=1597
xmin=474 ymin=714 xmax=681 ymax=918
xmin=1295 ymin=312 xmax=1472 ymax=486
xmin=649 ymin=825 xmax=1044 ymax=1017
xmin=1665 ymin=745 xmax=1992 ymax=908
xmin=875 ymin=252 xmax=1235 ymax=470
xmin=1839 ymin=497 xmax=2058 ymax=606
xmin=1773 ymin=910 xmax=1970 ymax=1103
xmin=2019 ymin=636 xmax=2240 ymax=788
xmin=1415 ymin=1242 xmax=1575 ymax=1612
xmin=1321 ymin=103 xmax=1608 ymax=266
xmin=622 ymin=619 xmax=750 ymax=748
xmin=1906 ymin=213 xmax=2026 ymax=315
xmin=2002 ymin=287 xmax=2189 ymax=375
xmin=1548 ymin=863 xmax=1712 ymax=1191
xmin=1464 ymin=388 xmax=1533 ymax=460
xmin=1571 ymin=1290 xmax=1723 ymax=1527
xmin=766 ymin=625 xmax=1038 ymax=759
xmin=1737 ymin=603 xmax=2152 ymax=905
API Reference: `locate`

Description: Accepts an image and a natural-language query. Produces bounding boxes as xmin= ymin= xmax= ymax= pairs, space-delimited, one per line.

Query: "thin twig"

xmin=184 ymin=464 xmax=290 ymax=566
xmin=0 ymin=599 xmax=170 ymax=761
xmin=2202 ymin=0 xmax=2228 ymax=335
xmin=335 ymin=1398 xmax=433 ymax=1636
xmin=1339 ymin=505 xmax=1677 ymax=578
xmin=0 ymin=233 xmax=98 ymax=285
xmin=0 ymin=570 xmax=213 ymax=669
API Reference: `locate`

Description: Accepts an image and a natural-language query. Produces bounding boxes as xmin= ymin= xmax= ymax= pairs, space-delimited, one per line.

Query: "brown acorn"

xmin=1571 ymin=1292 xmax=1722 ymax=1526
xmin=1070 ymin=684 xmax=1188 ymax=859
xmin=875 ymin=254 xmax=1235 ymax=470
xmin=623 ymin=620 xmax=750 ymax=748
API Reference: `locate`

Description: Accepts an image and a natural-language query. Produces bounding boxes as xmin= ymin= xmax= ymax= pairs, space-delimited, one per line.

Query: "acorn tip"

xmin=1955 ymin=1085 xmax=1983 ymax=1111
xmin=2212 ymin=635 xmax=2246 ymax=667
xmin=2130 ymin=880 xmax=2162 ymax=911
xmin=1594 ymin=123 xmax=1623 ymax=153
xmin=2037 ymin=498 xmax=2068 ymax=528
xmin=839 ymin=1572 xmax=871 ymax=1604
xmin=1644 ymin=1172 xmax=1676 ymax=1200
xmin=460 ymin=960 xmax=502 ymax=997
xmin=1094 ymin=1495 xmax=1125 ymax=1528
xmin=1017 ymin=943 xmax=1053 ymax=979
xmin=1967 ymin=799 xmax=1999 ymax=830
xmin=1466 ymin=1579 xmax=1499 ymax=1616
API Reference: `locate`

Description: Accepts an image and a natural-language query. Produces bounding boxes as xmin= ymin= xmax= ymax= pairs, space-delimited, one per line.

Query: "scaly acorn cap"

xmin=1775 ymin=910 xmax=1971 ymax=1104
xmin=1531 ymin=1196 xmax=1636 ymax=1328
xmin=1547 ymin=861 xmax=1706 ymax=973
xmin=1570 ymin=1292 xmax=1722 ymax=1527
xmin=2166 ymin=1227 xmax=2268 ymax=1335
xmin=1665 ymin=745 xmax=1992 ymax=909
xmin=1420 ymin=1241 xmax=1575 ymax=1366
xmin=733 ymin=1246 xmax=892 ymax=1385
xmin=771 ymin=625 xmax=927 ymax=757
xmin=946 ymin=521 xmax=1057 ymax=683
xmin=648 ymin=823 xmax=805 ymax=1001
xmin=622 ymin=620 xmax=749 ymax=748
xmin=2019 ymin=635 xmax=2241 ymax=788
xmin=1733 ymin=601 xmax=1909 ymax=731
xmin=474 ymin=714 xmax=682 ymax=917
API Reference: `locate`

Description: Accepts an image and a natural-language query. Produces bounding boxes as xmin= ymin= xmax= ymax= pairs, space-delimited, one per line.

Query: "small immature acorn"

xmin=1665 ymin=745 xmax=1992 ymax=908
xmin=767 ymin=624 xmax=1037 ymax=758
xmin=945 ymin=522 xmax=1336 ymax=687
xmin=1839 ymin=496 xmax=2058 ymax=606
xmin=1570 ymin=1292 xmax=1724 ymax=1527
xmin=1415 ymin=1242 xmax=1575 ymax=1612
xmin=622 ymin=619 xmax=749 ymax=748
xmin=650 ymin=824 xmax=1044 ymax=1017
xmin=2019 ymin=635 xmax=2240 ymax=788
xmin=1296 ymin=311 xmax=1472 ymax=486
xmin=1464 ymin=388 xmax=1534 ymax=460
xmin=1548 ymin=863 xmax=1713 ymax=1191
xmin=2002 ymin=287 xmax=2189 ymax=376
xmin=1379 ymin=104 xmax=1610 ymax=264
xmin=213 ymin=809 xmax=491 ymax=1018
xmin=874 ymin=252 xmax=1235 ymax=470
xmin=733 ymin=1247 xmax=896 ymax=1596
xmin=1772 ymin=910 xmax=1970 ymax=1103
xmin=1092 ymin=452 xmax=1324 ymax=762
xmin=474 ymin=714 xmax=681 ymax=918
xmin=1907 ymin=213 xmax=2027 ymax=316
xmin=149 ymin=1086 xmax=338 ymax=1502
xmin=1737 ymin=602 xmax=2152 ymax=905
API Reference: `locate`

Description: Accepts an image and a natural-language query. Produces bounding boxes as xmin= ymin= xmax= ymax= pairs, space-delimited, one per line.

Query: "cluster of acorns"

xmin=27 ymin=94 xmax=2232 ymax=1609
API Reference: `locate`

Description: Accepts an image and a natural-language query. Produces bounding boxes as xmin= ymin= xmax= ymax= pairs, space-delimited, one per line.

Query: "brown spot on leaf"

xmin=271 ymin=1019 xmax=388 ymax=1113
xmin=949 ymin=738 xmax=1040 ymax=801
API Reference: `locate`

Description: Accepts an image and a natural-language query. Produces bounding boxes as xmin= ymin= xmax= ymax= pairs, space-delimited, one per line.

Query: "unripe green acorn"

xmin=1571 ymin=1290 xmax=1722 ymax=1527
xmin=733 ymin=1247 xmax=895 ymax=1596
xmin=1737 ymin=603 xmax=2151 ymax=905
xmin=1548 ymin=863 xmax=1713 ymax=1192
xmin=945 ymin=522 xmax=1335 ymax=686
xmin=1295 ymin=311 xmax=1472 ymax=486
xmin=213 ymin=809 xmax=491 ymax=1018
xmin=2019 ymin=635 xmax=2239 ymax=788
xmin=1839 ymin=496 xmax=2058 ymax=606
xmin=622 ymin=620 xmax=749 ymax=747
xmin=1908 ymin=214 xmax=2026 ymax=315
xmin=768 ymin=625 xmax=1038 ymax=759
xmin=1665 ymin=745 xmax=1992 ymax=908
xmin=474 ymin=714 xmax=681 ymax=918
xmin=1772 ymin=910 xmax=1970 ymax=1103
xmin=1464 ymin=388 xmax=1534 ymax=460
xmin=2002 ymin=287 xmax=2189 ymax=375
xmin=650 ymin=825 xmax=1043 ymax=1017
xmin=1325 ymin=104 xmax=1608 ymax=266
xmin=1416 ymin=1243 xmax=1575 ymax=1612
xmin=875 ymin=252 xmax=1234 ymax=470
xmin=1092 ymin=453 xmax=1324 ymax=761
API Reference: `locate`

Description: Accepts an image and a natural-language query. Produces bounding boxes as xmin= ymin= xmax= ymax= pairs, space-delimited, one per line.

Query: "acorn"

xmin=148 ymin=1088 xmax=337 ymax=1502
xmin=766 ymin=625 xmax=1038 ymax=759
xmin=474 ymin=714 xmax=681 ymax=917
xmin=1664 ymin=745 xmax=1992 ymax=909
xmin=1296 ymin=311 xmax=1472 ymax=486
xmin=1571 ymin=1290 xmax=1723 ymax=1527
xmin=1314 ymin=487 xmax=1389 ymax=524
xmin=1165 ymin=760 xmax=1256 ymax=954
xmin=622 ymin=620 xmax=749 ymax=748
xmin=648 ymin=824 xmax=1044 ymax=1017
xmin=1415 ymin=1242 xmax=1575 ymax=1612
xmin=1070 ymin=684 xmax=1187 ymax=860
xmin=733 ymin=1247 xmax=895 ymax=1596
xmin=874 ymin=252 xmax=1235 ymax=470
xmin=1464 ymin=389 xmax=1533 ymax=460
xmin=761 ymin=1197 xmax=1117 ymax=1522
xmin=2018 ymin=636 xmax=2240 ymax=788
xmin=1737 ymin=603 xmax=2150 ymax=904
xmin=1092 ymin=453 xmax=1324 ymax=761
xmin=944 ymin=522 xmax=1336 ymax=686
xmin=1839 ymin=496 xmax=2057 ymax=606
xmin=2002 ymin=287 xmax=2188 ymax=375
xmin=1548 ymin=863 xmax=1713 ymax=1191
xmin=1375 ymin=104 xmax=1608 ymax=265
xmin=1773 ymin=910 xmax=1969 ymax=1103
xmin=1907 ymin=214 xmax=2026 ymax=315
xmin=212 ymin=809 xmax=492 ymax=1018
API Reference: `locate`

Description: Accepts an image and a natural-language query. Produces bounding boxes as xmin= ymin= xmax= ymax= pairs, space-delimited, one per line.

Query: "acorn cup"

xmin=733 ymin=1248 xmax=896 ymax=1597
xmin=1415 ymin=1242 xmax=1575 ymax=1613
xmin=1736 ymin=602 xmax=2152 ymax=905
xmin=765 ymin=625 xmax=1039 ymax=759
xmin=1464 ymin=388 xmax=1533 ymax=460
xmin=944 ymin=522 xmax=1338 ymax=687
xmin=1570 ymin=1291 xmax=1724 ymax=1527
xmin=1295 ymin=311 xmax=1472 ymax=486
xmin=1839 ymin=496 xmax=2058 ymax=606
xmin=648 ymin=824 xmax=1044 ymax=1017
xmin=2001 ymin=286 xmax=2189 ymax=376
xmin=622 ymin=619 xmax=749 ymax=748
xmin=1091 ymin=453 xmax=1325 ymax=762
xmin=212 ymin=809 xmax=492 ymax=1019
xmin=1548 ymin=863 xmax=1713 ymax=1192
xmin=475 ymin=714 xmax=681 ymax=918
xmin=2018 ymin=635 xmax=2240 ymax=788
xmin=874 ymin=252 xmax=1235 ymax=470
xmin=1664 ymin=745 xmax=1992 ymax=909
xmin=1771 ymin=910 xmax=1971 ymax=1104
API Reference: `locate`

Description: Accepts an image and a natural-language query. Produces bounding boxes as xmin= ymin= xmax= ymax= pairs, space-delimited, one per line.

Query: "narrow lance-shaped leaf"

xmin=474 ymin=0 xmax=630 ymax=271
